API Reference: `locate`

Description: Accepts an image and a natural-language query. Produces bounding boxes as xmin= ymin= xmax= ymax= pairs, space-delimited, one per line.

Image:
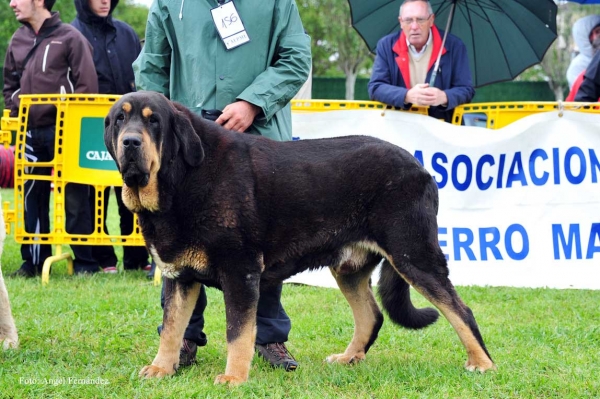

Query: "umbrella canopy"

xmin=349 ymin=0 xmax=558 ymax=87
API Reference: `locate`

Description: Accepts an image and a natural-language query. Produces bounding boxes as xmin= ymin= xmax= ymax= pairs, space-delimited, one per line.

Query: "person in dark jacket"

xmin=72 ymin=0 xmax=150 ymax=273
xmin=368 ymin=0 xmax=474 ymax=123
xmin=567 ymin=15 xmax=600 ymax=90
xmin=574 ymin=38 xmax=600 ymax=102
xmin=3 ymin=0 xmax=101 ymax=276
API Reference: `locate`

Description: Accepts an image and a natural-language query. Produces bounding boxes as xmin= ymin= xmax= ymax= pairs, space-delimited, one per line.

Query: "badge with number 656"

xmin=211 ymin=1 xmax=250 ymax=50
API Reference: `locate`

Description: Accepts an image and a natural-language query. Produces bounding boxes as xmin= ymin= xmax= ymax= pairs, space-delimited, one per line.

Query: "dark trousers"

xmin=89 ymin=186 xmax=149 ymax=269
xmin=20 ymin=126 xmax=99 ymax=273
xmin=160 ymin=281 xmax=291 ymax=346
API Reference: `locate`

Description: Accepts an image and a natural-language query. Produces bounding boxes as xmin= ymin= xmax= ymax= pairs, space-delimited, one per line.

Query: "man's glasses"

xmin=400 ymin=15 xmax=431 ymax=26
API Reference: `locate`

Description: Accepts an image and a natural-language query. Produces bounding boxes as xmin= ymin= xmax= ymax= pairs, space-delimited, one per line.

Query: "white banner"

xmin=286 ymin=110 xmax=600 ymax=290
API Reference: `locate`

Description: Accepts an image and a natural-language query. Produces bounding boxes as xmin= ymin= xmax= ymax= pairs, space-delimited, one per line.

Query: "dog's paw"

xmin=139 ymin=364 xmax=175 ymax=378
xmin=464 ymin=358 xmax=497 ymax=373
xmin=325 ymin=353 xmax=365 ymax=364
xmin=214 ymin=374 xmax=246 ymax=386
xmin=1 ymin=337 xmax=19 ymax=350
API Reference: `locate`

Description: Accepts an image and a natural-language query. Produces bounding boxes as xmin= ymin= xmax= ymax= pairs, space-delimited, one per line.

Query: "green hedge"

xmin=313 ymin=77 xmax=560 ymax=102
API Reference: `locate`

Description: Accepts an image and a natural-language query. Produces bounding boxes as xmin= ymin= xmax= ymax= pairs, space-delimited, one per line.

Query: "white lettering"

xmin=86 ymin=151 xmax=114 ymax=161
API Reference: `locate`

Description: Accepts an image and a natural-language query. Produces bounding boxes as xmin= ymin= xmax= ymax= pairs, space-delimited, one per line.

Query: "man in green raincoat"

xmin=133 ymin=0 xmax=311 ymax=371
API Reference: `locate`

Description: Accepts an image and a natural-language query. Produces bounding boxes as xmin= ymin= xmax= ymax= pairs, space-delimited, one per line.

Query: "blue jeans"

xmin=159 ymin=281 xmax=291 ymax=346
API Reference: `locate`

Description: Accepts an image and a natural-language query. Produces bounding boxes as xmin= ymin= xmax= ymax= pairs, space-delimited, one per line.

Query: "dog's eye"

xmin=116 ymin=113 xmax=125 ymax=124
xmin=149 ymin=115 xmax=159 ymax=125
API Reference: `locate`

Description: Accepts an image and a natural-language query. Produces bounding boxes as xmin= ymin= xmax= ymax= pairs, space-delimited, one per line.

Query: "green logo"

xmin=79 ymin=117 xmax=117 ymax=171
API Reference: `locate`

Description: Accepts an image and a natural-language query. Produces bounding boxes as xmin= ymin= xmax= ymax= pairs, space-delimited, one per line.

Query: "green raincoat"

xmin=133 ymin=0 xmax=311 ymax=141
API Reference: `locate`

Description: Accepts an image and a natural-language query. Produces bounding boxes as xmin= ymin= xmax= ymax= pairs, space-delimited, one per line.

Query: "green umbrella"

xmin=348 ymin=0 xmax=558 ymax=87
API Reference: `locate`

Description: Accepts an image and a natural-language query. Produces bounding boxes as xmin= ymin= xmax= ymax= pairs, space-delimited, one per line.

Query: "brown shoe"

xmin=255 ymin=342 xmax=298 ymax=371
xmin=179 ymin=339 xmax=197 ymax=367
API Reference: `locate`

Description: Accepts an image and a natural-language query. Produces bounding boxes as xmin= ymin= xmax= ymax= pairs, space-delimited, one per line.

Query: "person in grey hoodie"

xmin=567 ymin=15 xmax=600 ymax=90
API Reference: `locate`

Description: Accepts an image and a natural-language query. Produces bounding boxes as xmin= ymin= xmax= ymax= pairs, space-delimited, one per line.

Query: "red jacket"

xmin=565 ymin=70 xmax=600 ymax=102
xmin=392 ymin=25 xmax=447 ymax=89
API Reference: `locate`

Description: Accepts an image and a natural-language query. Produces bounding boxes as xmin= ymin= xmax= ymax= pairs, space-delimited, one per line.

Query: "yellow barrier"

xmin=452 ymin=101 xmax=600 ymax=129
xmin=0 ymin=110 xmax=17 ymax=149
xmin=291 ymin=99 xmax=429 ymax=115
xmin=2 ymin=94 xmax=147 ymax=284
xmin=2 ymin=96 xmax=599 ymax=285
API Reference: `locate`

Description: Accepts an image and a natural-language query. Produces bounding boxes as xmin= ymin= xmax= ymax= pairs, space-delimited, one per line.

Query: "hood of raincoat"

xmin=74 ymin=0 xmax=118 ymax=25
xmin=567 ymin=15 xmax=600 ymax=88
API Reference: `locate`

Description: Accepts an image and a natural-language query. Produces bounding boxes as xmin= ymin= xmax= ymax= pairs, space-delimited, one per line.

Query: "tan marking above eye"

xmin=142 ymin=107 xmax=153 ymax=118
xmin=122 ymin=102 xmax=132 ymax=113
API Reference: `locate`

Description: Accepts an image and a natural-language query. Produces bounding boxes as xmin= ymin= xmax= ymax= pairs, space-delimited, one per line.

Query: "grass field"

xmin=1 ymin=188 xmax=599 ymax=398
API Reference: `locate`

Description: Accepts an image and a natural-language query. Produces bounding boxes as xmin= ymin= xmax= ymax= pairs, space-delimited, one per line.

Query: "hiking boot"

xmin=255 ymin=342 xmax=298 ymax=371
xmin=8 ymin=266 xmax=38 ymax=278
xmin=180 ymin=338 xmax=197 ymax=367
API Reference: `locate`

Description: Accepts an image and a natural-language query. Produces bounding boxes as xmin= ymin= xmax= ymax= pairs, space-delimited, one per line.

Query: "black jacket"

xmin=71 ymin=0 xmax=141 ymax=95
xmin=575 ymin=49 xmax=600 ymax=102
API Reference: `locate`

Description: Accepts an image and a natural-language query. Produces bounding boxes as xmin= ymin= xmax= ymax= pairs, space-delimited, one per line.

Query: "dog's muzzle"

xmin=120 ymin=132 xmax=150 ymax=188
xmin=121 ymin=132 xmax=143 ymax=155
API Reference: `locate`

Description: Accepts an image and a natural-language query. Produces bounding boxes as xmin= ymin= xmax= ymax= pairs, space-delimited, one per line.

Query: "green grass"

xmin=1 ymin=188 xmax=599 ymax=398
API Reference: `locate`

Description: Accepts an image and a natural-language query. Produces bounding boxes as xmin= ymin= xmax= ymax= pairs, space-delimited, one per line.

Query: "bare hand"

xmin=406 ymin=83 xmax=448 ymax=107
xmin=215 ymin=101 xmax=261 ymax=133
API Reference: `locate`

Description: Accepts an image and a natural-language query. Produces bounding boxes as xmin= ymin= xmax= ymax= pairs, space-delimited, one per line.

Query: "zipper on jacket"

xmin=11 ymin=88 xmax=21 ymax=101
xmin=42 ymin=44 xmax=50 ymax=72
xmin=66 ymin=67 xmax=74 ymax=93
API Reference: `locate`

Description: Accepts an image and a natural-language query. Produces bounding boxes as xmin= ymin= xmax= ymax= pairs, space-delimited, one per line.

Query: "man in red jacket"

xmin=3 ymin=0 xmax=101 ymax=276
xmin=368 ymin=0 xmax=474 ymax=122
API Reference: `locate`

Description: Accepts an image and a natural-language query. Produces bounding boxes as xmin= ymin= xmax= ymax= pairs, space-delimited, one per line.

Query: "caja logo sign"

xmin=79 ymin=117 xmax=118 ymax=171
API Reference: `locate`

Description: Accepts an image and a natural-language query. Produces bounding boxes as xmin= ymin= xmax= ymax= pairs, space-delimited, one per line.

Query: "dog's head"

xmin=104 ymin=91 xmax=204 ymax=212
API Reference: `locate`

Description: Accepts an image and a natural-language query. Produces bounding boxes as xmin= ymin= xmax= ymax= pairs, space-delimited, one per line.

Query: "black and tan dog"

xmin=104 ymin=91 xmax=496 ymax=385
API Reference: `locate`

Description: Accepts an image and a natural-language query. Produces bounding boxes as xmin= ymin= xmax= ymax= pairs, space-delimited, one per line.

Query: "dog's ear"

xmin=104 ymin=109 xmax=119 ymax=168
xmin=171 ymin=109 xmax=205 ymax=167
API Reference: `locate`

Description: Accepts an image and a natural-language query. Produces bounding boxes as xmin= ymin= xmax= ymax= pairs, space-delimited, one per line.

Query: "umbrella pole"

xmin=429 ymin=1 xmax=455 ymax=87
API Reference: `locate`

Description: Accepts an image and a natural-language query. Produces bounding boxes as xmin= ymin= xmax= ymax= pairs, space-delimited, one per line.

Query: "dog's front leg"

xmin=139 ymin=278 xmax=201 ymax=378
xmin=0 ymin=267 xmax=18 ymax=350
xmin=214 ymin=272 xmax=260 ymax=386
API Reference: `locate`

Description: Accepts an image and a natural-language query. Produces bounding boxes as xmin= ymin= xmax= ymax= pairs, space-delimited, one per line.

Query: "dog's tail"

xmin=378 ymin=260 xmax=439 ymax=329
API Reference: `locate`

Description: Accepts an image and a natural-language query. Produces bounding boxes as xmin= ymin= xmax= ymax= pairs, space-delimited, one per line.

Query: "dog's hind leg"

xmin=380 ymin=174 xmax=495 ymax=372
xmin=326 ymin=252 xmax=383 ymax=365
xmin=383 ymin=216 xmax=495 ymax=371
xmin=393 ymin=255 xmax=496 ymax=372
xmin=140 ymin=278 xmax=201 ymax=378
xmin=214 ymin=271 xmax=260 ymax=386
